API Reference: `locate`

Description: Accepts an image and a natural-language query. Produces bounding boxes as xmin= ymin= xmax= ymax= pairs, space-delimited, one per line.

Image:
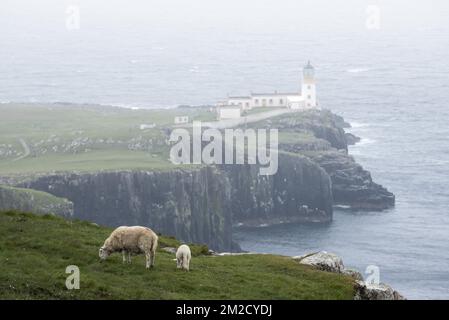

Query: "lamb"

xmin=176 ymin=244 xmax=191 ymax=271
xmin=99 ymin=226 xmax=158 ymax=269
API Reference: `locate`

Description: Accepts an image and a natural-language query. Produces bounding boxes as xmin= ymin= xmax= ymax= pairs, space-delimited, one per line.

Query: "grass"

xmin=278 ymin=131 xmax=318 ymax=144
xmin=0 ymin=103 xmax=215 ymax=175
xmin=0 ymin=211 xmax=355 ymax=300
xmin=243 ymin=107 xmax=285 ymax=115
xmin=0 ymin=150 xmax=179 ymax=175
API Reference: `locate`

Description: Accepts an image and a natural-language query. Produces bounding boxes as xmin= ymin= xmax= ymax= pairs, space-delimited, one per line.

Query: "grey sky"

xmin=1 ymin=0 xmax=448 ymax=37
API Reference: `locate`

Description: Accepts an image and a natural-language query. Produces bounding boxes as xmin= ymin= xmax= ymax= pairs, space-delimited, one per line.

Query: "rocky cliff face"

xmin=19 ymin=152 xmax=333 ymax=251
xmin=308 ymin=151 xmax=395 ymax=210
xmin=223 ymin=153 xmax=332 ymax=226
xmin=21 ymin=167 xmax=234 ymax=251
xmin=254 ymin=109 xmax=395 ymax=211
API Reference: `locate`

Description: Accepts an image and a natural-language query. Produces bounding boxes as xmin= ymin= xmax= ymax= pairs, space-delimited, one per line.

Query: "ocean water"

xmin=1 ymin=1 xmax=449 ymax=299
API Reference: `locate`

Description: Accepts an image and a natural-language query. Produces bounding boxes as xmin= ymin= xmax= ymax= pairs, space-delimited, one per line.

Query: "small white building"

xmin=222 ymin=61 xmax=318 ymax=113
xmin=140 ymin=123 xmax=156 ymax=130
xmin=218 ymin=105 xmax=241 ymax=119
xmin=174 ymin=116 xmax=189 ymax=124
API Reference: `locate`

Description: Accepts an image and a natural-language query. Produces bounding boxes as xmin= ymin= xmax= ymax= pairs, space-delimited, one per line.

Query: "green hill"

xmin=0 ymin=211 xmax=355 ymax=300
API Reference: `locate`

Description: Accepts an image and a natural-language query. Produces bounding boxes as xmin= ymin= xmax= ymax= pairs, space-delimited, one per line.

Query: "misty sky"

xmin=1 ymin=0 xmax=449 ymax=37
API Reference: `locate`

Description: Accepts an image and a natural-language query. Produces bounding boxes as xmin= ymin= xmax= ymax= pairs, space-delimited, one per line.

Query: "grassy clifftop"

xmin=0 ymin=185 xmax=73 ymax=217
xmin=0 ymin=211 xmax=355 ymax=300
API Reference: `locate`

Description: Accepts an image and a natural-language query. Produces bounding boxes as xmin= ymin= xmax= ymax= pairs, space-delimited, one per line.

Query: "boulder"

xmin=293 ymin=251 xmax=345 ymax=273
xmin=161 ymin=247 xmax=176 ymax=254
xmin=354 ymin=281 xmax=406 ymax=300
xmin=294 ymin=251 xmax=405 ymax=300
xmin=345 ymin=132 xmax=361 ymax=146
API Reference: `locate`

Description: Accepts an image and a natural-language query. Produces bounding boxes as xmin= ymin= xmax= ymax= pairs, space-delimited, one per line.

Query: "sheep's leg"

xmin=122 ymin=250 xmax=127 ymax=264
xmin=183 ymin=257 xmax=189 ymax=271
xmin=145 ymin=253 xmax=151 ymax=269
xmin=128 ymin=252 xmax=132 ymax=264
xmin=150 ymin=250 xmax=156 ymax=268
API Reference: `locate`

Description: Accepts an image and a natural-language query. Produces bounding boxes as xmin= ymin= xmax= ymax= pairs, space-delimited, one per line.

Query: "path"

xmin=13 ymin=138 xmax=30 ymax=161
xmin=176 ymin=108 xmax=298 ymax=130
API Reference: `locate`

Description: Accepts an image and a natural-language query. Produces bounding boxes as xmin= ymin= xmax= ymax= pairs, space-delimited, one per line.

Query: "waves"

xmin=346 ymin=68 xmax=371 ymax=74
xmin=356 ymin=137 xmax=376 ymax=146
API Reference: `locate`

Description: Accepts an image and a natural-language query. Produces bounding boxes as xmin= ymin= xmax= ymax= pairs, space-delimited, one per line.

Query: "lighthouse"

xmin=220 ymin=61 xmax=319 ymax=117
xmin=302 ymin=61 xmax=317 ymax=108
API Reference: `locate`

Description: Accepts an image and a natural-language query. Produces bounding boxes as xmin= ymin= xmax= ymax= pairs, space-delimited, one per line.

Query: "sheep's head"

xmin=99 ymin=246 xmax=110 ymax=260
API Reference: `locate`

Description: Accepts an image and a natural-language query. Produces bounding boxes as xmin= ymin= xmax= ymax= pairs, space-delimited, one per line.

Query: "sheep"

xmin=99 ymin=226 xmax=158 ymax=269
xmin=176 ymin=244 xmax=191 ymax=271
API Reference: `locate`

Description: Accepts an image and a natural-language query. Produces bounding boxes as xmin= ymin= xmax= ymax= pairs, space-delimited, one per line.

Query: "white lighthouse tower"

xmin=302 ymin=61 xmax=317 ymax=108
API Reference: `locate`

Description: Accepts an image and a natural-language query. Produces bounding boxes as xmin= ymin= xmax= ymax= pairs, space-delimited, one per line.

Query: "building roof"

xmin=228 ymin=96 xmax=251 ymax=99
xmin=251 ymin=92 xmax=299 ymax=97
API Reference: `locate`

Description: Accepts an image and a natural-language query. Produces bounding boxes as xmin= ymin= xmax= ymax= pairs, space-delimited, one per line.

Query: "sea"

xmin=0 ymin=0 xmax=448 ymax=299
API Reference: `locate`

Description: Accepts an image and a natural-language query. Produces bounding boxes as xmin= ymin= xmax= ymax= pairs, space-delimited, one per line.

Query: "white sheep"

xmin=176 ymin=244 xmax=191 ymax=271
xmin=99 ymin=226 xmax=158 ymax=269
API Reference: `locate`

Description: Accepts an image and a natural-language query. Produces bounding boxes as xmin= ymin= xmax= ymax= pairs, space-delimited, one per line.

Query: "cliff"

xmin=223 ymin=152 xmax=332 ymax=226
xmin=19 ymin=152 xmax=333 ymax=251
xmin=20 ymin=167 xmax=234 ymax=251
xmin=249 ymin=109 xmax=395 ymax=210
xmin=308 ymin=151 xmax=395 ymax=210
xmin=0 ymin=185 xmax=73 ymax=217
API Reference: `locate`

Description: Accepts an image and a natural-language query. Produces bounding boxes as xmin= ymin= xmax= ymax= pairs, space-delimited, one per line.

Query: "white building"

xmin=139 ymin=123 xmax=156 ymax=130
xmin=174 ymin=116 xmax=189 ymax=124
xmin=219 ymin=61 xmax=318 ymax=115
xmin=218 ymin=105 xmax=241 ymax=119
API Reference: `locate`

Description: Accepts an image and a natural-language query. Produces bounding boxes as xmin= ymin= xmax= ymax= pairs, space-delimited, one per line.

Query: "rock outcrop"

xmin=345 ymin=133 xmax=361 ymax=146
xmin=293 ymin=251 xmax=345 ymax=273
xmin=253 ymin=109 xmax=395 ymax=211
xmin=354 ymin=281 xmax=405 ymax=300
xmin=293 ymin=251 xmax=405 ymax=300
xmin=308 ymin=151 xmax=395 ymax=210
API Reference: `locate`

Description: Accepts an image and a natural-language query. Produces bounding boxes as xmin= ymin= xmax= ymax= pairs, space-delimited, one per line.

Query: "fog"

xmin=1 ymin=0 xmax=449 ymax=37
